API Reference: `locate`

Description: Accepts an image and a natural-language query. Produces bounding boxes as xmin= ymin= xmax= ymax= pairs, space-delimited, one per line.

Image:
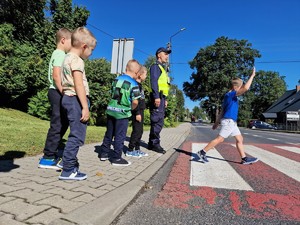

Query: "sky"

xmin=72 ymin=0 xmax=300 ymax=110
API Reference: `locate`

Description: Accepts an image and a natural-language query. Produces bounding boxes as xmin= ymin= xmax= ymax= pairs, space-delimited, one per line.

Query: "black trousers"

xmin=129 ymin=110 xmax=144 ymax=150
xmin=43 ymin=89 xmax=69 ymax=159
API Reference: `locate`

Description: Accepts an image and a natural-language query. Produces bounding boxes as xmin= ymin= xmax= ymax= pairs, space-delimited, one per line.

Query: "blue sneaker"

xmin=125 ymin=150 xmax=141 ymax=158
xmin=241 ymin=157 xmax=259 ymax=165
xmin=56 ymin=158 xmax=63 ymax=169
xmin=38 ymin=157 xmax=60 ymax=169
xmin=59 ymin=167 xmax=87 ymax=181
xmin=197 ymin=151 xmax=209 ymax=163
xmin=137 ymin=150 xmax=148 ymax=157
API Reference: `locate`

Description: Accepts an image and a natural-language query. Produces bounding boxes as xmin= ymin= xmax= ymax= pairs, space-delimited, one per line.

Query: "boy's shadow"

xmin=0 ymin=150 xmax=26 ymax=172
xmin=173 ymin=148 xmax=240 ymax=164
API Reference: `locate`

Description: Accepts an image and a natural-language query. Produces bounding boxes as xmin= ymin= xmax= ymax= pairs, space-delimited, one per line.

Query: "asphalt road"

xmin=112 ymin=123 xmax=300 ymax=225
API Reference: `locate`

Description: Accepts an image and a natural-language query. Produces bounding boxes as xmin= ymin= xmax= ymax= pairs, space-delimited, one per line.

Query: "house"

xmin=263 ymin=85 xmax=300 ymax=130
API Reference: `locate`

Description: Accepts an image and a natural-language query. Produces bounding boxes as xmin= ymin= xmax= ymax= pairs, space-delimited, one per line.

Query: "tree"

xmin=0 ymin=24 xmax=46 ymax=110
xmin=183 ymin=36 xmax=261 ymax=120
xmin=85 ymin=58 xmax=115 ymax=125
xmin=0 ymin=0 xmax=46 ymax=43
xmin=0 ymin=0 xmax=90 ymax=111
xmin=142 ymin=55 xmax=156 ymax=107
xmin=242 ymin=70 xmax=286 ymax=120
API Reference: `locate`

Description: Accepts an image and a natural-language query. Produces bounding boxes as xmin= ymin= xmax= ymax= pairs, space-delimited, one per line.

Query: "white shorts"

xmin=219 ymin=119 xmax=241 ymax=138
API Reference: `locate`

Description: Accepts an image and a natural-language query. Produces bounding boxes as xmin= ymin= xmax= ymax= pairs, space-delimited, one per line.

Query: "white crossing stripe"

xmin=267 ymin=138 xmax=279 ymax=141
xmin=190 ymin=143 xmax=253 ymax=190
xmin=242 ymin=145 xmax=300 ymax=182
xmin=275 ymin=146 xmax=300 ymax=154
xmin=285 ymin=143 xmax=300 ymax=146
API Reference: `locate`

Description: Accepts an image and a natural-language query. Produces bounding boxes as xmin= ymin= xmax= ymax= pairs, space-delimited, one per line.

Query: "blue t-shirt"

xmin=222 ymin=91 xmax=238 ymax=121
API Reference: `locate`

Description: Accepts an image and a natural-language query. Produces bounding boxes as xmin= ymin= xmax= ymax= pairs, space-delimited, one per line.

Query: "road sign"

xmin=111 ymin=38 xmax=134 ymax=74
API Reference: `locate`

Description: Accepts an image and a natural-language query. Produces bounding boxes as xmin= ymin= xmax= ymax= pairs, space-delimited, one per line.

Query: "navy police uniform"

xmin=148 ymin=48 xmax=171 ymax=153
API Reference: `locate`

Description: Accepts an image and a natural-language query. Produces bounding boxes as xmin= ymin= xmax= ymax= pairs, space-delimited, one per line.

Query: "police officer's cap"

xmin=156 ymin=47 xmax=171 ymax=56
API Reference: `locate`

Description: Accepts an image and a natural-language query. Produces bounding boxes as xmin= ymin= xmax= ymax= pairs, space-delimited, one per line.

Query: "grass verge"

xmin=0 ymin=108 xmax=153 ymax=159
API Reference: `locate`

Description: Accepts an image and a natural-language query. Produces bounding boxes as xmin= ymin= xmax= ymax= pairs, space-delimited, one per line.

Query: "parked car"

xmin=248 ymin=120 xmax=277 ymax=130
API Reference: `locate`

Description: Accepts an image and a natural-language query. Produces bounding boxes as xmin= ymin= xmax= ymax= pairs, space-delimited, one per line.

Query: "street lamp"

xmin=167 ymin=27 xmax=186 ymax=73
xmin=167 ymin=27 xmax=186 ymax=51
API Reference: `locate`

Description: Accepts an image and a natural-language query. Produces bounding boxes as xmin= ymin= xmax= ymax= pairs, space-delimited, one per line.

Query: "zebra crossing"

xmin=190 ymin=143 xmax=300 ymax=189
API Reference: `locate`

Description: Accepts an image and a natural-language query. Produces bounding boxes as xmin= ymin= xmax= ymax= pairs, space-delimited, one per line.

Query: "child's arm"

xmin=236 ymin=67 xmax=256 ymax=96
xmin=53 ymin=66 xmax=63 ymax=93
xmin=131 ymin=99 xmax=138 ymax=110
xmin=73 ymin=71 xmax=89 ymax=122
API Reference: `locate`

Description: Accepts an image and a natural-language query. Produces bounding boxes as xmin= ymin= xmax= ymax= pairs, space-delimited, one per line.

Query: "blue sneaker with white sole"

xmin=59 ymin=167 xmax=87 ymax=181
xmin=197 ymin=151 xmax=209 ymax=163
xmin=125 ymin=150 xmax=141 ymax=158
xmin=137 ymin=150 xmax=148 ymax=157
xmin=38 ymin=157 xmax=60 ymax=169
xmin=241 ymin=157 xmax=259 ymax=165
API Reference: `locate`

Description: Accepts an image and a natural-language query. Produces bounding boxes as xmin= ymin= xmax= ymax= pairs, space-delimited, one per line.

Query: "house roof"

xmin=264 ymin=87 xmax=300 ymax=114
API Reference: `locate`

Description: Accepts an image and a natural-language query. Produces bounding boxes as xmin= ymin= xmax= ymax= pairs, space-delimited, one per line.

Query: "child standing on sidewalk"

xmin=99 ymin=59 xmax=141 ymax=166
xmin=39 ymin=28 xmax=72 ymax=169
xmin=127 ymin=66 xmax=148 ymax=157
xmin=198 ymin=68 xmax=259 ymax=165
xmin=59 ymin=27 xmax=97 ymax=180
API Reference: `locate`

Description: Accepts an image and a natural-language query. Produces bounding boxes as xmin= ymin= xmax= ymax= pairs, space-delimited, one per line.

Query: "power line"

xmin=87 ymin=23 xmax=116 ymax=39
xmin=87 ymin=23 xmax=152 ymax=57
xmin=86 ymin=24 xmax=300 ymax=63
xmin=171 ymin=60 xmax=300 ymax=65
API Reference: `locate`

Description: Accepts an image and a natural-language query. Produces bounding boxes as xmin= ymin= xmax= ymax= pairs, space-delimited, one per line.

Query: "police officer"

xmin=148 ymin=47 xmax=171 ymax=154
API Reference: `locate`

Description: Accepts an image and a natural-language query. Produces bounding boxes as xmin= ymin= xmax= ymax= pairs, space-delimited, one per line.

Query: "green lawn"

xmin=0 ymin=108 xmax=109 ymax=158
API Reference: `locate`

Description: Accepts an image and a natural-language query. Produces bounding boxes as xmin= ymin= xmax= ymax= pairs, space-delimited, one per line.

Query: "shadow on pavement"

xmin=0 ymin=150 xmax=26 ymax=172
xmin=174 ymin=148 xmax=240 ymax=164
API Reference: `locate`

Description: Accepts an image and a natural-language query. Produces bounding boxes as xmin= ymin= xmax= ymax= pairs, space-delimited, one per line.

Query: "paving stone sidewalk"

xmin=0 ymin=122 xmax=191 ymax=225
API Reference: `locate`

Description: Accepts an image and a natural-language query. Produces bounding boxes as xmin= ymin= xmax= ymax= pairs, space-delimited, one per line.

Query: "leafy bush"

xmin=143 ymin=109 xmax=151 ymax=126
xmin=28 ymin=89 xmax=50 ymax=120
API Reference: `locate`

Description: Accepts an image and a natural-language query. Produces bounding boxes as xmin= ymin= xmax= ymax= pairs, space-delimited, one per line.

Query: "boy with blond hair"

xmin=198 ymin=68 xmax=259 ymax=165
xmin=59 ymin=27 xmax=97 ymax=180
xmin=39 ymin=28 xmax=72 ymax=169
xmin=127 ymin=66 xmax=148 ymax=157
xmin=99 ymin=59 xmax=141 ymax=166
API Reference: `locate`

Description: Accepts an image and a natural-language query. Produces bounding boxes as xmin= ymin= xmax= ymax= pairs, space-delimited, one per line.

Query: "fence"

xmin=275 ymin=122 xmax=300 ymax=131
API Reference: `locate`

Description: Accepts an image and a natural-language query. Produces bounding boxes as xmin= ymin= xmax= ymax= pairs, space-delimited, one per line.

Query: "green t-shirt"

xmin=106 ymin=74 xmax=141 ymax=119
xmin=48 ymin=49 xmax=66 ymax=89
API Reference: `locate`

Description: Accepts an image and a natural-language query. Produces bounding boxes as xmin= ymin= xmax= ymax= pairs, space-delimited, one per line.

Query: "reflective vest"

xmin=157 ymin=64 xmax=170 ymax=97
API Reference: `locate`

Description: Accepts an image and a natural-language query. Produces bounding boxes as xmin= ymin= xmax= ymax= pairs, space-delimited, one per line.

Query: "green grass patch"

xmin=0 ymin=108 xmax=107 ymax=157
xmin=0 ymin=108 xmax=151 ymax=158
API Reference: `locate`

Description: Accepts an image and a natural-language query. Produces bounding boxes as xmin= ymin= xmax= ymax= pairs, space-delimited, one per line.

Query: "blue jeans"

xmin=101 ymin=115 xmax=129 ymax=160
xmin=43 ymin=89 xmax=69 ymax=159
xmin=62 ymin=95 xmax=88 ymax=171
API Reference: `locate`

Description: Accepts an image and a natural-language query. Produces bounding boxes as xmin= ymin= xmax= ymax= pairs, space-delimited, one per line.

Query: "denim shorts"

xmin=219 ymin=119 xmax=241 ymax=138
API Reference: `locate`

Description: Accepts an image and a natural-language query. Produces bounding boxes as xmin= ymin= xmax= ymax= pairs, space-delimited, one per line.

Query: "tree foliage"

xmin=85 ymin=58 xmax=115 ymax=125
xmin=184 ymin=36 xmax=262 ymax=122
xmin=184 ymin=36 xmax=261 ymax=105
xmin=0 ymin=0 xmax=90 ymax=111
xmin=0 ymin=24 xmax=46 ymax=110
xmin=242 ymin=70 xmax=286 ymax=119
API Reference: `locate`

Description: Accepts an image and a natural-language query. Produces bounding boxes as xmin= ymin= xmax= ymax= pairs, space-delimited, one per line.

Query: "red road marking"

xmin=154 ymin=141 xmax=300 ymax=221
